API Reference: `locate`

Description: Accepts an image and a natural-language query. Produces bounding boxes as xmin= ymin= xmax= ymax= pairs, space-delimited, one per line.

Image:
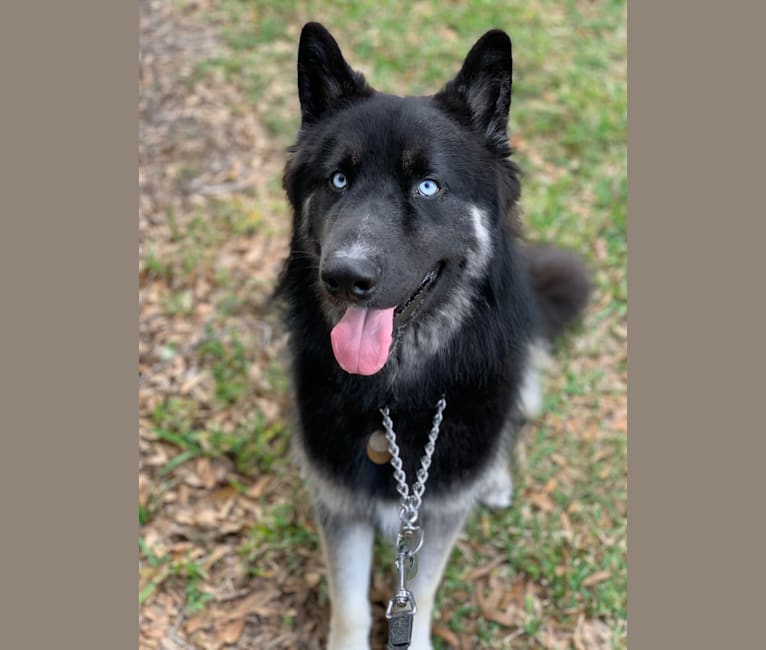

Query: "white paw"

xmin=327 ymin=614 xmax=371 ymax=650
xmin=408 ymin=627 xmax=434 ymax=650
xmin=327 ymin=634 xmax=370 ymax=650
xmin=409 ymin=641 xmax=434 ymax=650
xmin=479 ymin=466 xmax=513 ymax=510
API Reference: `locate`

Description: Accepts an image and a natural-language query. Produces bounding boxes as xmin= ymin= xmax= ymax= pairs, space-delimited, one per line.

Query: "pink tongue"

xmin=330 ymin=306 xmax=395 ymax=375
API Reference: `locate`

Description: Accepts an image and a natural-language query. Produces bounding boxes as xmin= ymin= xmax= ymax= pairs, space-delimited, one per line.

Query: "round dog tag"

xmin=367 ymin=430 xmax=392 ymax=464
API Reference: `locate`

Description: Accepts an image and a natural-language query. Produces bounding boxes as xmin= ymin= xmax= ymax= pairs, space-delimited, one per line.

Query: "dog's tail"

xmin=523 ymin=245 xmax=591 ymax=343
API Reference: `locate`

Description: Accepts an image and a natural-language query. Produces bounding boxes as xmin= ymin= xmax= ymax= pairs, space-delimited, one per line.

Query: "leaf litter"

xmin=139 ymin=1 xmax=626 ymax=648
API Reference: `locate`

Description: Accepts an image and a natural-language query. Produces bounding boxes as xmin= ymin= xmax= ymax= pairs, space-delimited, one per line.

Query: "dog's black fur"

xmin=276 ymin=23 xmax=590 ymax=649
xmin=277 ymin=23 xmax=589 ymax=504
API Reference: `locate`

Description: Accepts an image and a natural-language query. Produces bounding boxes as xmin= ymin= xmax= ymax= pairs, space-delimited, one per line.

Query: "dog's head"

xmin=283 ymin=23 xmax=521 ymax=376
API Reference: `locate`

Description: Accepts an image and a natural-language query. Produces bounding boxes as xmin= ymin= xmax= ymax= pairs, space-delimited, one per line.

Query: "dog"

xmin=276 ymin=22 xmax=590 ymax=650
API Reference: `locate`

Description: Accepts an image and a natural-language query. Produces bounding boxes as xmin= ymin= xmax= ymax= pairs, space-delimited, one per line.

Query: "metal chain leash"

xmin=379 ymin=396 xmax=447 ymax=649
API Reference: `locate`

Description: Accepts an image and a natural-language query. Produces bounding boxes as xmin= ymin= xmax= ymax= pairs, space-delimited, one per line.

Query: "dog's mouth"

xmin=394 ymin=265 xmax=441 ymax=322
xmin=329 ymin=263 xmax=443 ymax=376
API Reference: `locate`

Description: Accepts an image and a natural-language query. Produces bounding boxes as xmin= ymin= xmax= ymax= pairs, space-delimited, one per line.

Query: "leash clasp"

xmin=386 ymin=551 xmax=417 ymax=649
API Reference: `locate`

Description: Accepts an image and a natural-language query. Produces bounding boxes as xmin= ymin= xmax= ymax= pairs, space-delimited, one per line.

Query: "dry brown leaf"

xmin=220 ymin=591 xmax=274 ymax=622
xmin=182 ymin=468 xmax=205 ymax=488
xmin=481 ymin=607 xmax=516 ymax=628
xmin=180 ymin=371 xmax=206 ymax=395
xmin=207 ymin=484 xmax=240 ymax=503
xmin=560 ymin=512 xmax=574 ymax=540
xmin=529 ymin=492 xmax=556 ymax=512
xmin=185 ymin=613 xmax=209 ymax=634
xmin=550 ymin=452 xmax=568 ymax=467
xmin=475 ymin=583 xmax=487 ymax=611
xmin=247 ymin=475 xmax=271 ymax=499
xmin=484 ymin=582 xmax=505 ymax=612
xmin=216 ymin=618 xmax=246 ymax=644
xmin=203 ymin=545 xmax=230 ymax=571
xmin=543 ymin=478 xmax=558 ymax=494
xmin=304 ymin=571 xmax=321 ymax=588
xmin=196 ymin=457 xmax=217 ymax=489
xmin=581 ymin=570 xmax=612 ymax=588
xmin=481 ymin=513 xmax=490 ymax=537
xmin=464 ymin=555 xmax=504 ymax=582
xmin=592 ymin=448 xmax=612 ymax=463
xmin=194 ymin=506 xmax=220 ymax=528
xmin=574 ymin=616 xmax=613 ymax=650
xmin=432 ymin=623 xmax=461 ymax=648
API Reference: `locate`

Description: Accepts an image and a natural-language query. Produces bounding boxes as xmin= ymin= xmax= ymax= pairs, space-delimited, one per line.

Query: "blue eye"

xmin=417 ymin=179 xmax=440 ymax=197
xmin=330 ymin=171 xmax=347 ymax=190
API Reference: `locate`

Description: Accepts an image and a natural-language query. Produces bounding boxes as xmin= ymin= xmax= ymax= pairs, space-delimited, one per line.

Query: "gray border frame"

xmin=628 ymin=1 xmax=766 ymax=647
xmin=2 ymin=1 xmax=766 ymax=648
xmin=1 ymin=2 xmax=137 ymax=648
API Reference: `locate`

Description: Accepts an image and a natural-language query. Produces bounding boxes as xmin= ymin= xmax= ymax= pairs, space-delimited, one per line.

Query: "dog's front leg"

xmin=316 ymin=508 xmax=375 ymax=650
xmin=407 ymin=509 xmax=470 ymax=650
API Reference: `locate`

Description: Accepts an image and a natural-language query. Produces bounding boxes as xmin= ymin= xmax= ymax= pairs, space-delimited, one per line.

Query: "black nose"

xmin=321 ymin=255 xmax=381 ymax=302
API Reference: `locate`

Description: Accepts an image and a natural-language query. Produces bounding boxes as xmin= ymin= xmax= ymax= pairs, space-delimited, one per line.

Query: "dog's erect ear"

xmin=297 ymin=22 xmax=371 ymax=126
xmin=435 ymin=30 xmax=513 ymax=149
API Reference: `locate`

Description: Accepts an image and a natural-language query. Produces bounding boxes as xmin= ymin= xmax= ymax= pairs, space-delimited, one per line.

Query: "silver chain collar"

xmin=379 ymin=396 xmax=447 ymax=649
xmin=380 ymin=396 xmax=447 ymax=527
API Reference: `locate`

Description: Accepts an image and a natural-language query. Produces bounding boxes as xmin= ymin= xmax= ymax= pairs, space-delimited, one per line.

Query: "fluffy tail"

xmin=523 ymin=245 xmax=591 ymax=342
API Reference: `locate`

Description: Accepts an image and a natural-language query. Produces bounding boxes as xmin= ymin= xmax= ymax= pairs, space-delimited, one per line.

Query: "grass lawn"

xmin=139 ymin=1 xmax=626 ymax=647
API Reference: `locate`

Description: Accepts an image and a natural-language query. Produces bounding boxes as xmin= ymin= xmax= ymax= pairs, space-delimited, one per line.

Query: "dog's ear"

xmin=297 ymin=23 xmax=371 ymax=126
xmin=435 ymin=30 xmax=513 ymax=150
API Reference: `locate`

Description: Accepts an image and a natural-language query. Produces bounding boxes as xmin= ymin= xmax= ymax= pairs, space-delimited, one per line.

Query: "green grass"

xmin=242 ymin=500 xmax=320 ymax=576
xmin=198 ymin=332 xmax=250 ymax=403
xmin=148 ymin=329 xmax=291 ymax=477
xmin=139 ymin=196 xmax=267 ymax=293
xmin=151 ymin=397 xmax=289 ymax=477
xmin=144 ymin=0 xmax=626 ymax=646
xmin=138 ymin=536 xmax=215 ymax=612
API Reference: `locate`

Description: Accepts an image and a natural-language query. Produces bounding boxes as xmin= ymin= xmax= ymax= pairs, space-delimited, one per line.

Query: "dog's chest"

xmin=298 ymin=399 xmax=507 ymax=501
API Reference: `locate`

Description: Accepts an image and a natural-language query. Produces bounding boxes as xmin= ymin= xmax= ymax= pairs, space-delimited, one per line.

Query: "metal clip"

xmin=386 ymin=555 xmax=416 ymax=650
xmin=386 ymin=596 xmax=415 ymax=649
xmin=386 ymin=549 xmax=418 ymax=613
xmin=396 ymin=524 xmax=424 ymax=556
xmin=385 ymin=588 xmax=417 ymax=618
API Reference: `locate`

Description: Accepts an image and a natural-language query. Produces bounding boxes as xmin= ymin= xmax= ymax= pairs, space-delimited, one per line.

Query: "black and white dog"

xmin=277 ymin=23 xmax=589 ymax=650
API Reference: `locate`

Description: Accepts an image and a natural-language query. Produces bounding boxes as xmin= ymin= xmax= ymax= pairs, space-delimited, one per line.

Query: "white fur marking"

xmin=298 ymin=193 xmax=314 ymax=244
xmin=393 ymin=205 xmax=492 ymax=377
xmin=467 ymin=205 xmax=493 ymax=279
xmin=333 ymin=240 xmax=375 ymax=260
xmin=518 ymin=340 xmax=550 ymax=419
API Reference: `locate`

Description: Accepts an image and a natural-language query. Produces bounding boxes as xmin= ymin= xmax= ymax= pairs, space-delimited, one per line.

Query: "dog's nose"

xmin=321 ymin=255 xmax=381 ymax=301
